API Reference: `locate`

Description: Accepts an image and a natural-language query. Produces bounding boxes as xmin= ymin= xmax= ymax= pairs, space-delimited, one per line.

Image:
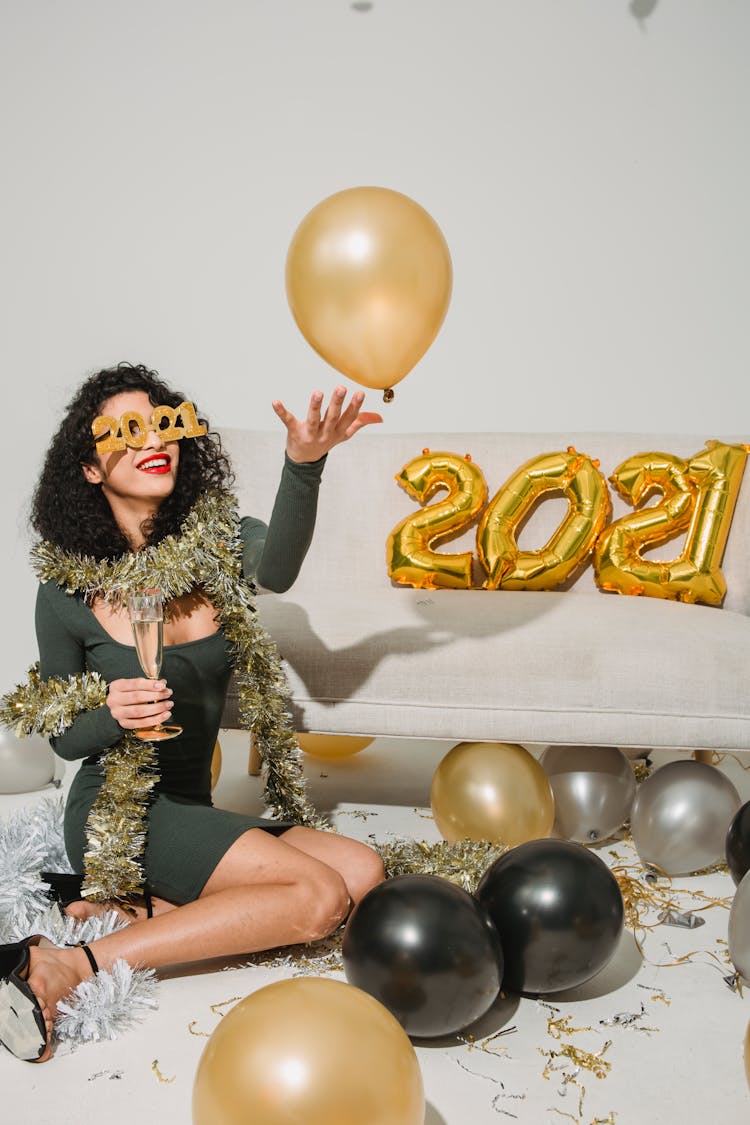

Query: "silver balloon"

xmin=729 ymin=869 xmax=750 ymax=982
xmin=630 ymin=759 xmax=741 ymax=875
xmin=0 ymin=729 xmax=55 ymax=793
xmin=539 ymin=745 xmax=636 ymax=843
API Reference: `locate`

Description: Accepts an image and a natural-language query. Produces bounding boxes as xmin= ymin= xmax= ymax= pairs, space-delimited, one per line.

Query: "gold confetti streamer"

xmin=547 ymin=1014 xmax=595 ymax=1040
xmin=461 ymin=1027 xmax=517 ymax=1056
xmin=540 ymin=1041 xmax=612 ymax=1081
xmin=210 ymin=996 xmax=242 ymax=1015
xmin=151 ymin=1059 xmax=175 ymax=1084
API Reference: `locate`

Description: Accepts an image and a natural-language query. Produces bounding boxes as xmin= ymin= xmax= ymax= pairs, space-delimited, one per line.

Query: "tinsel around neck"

xmin=30 ymin=488 xmax=245 ymax=608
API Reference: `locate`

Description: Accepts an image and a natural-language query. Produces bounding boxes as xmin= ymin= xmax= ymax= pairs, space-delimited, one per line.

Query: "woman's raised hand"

xmin=272 ymin=386 xmax=382 ymax=464
xmin=106 ymin=678 xmax=174 ymax=729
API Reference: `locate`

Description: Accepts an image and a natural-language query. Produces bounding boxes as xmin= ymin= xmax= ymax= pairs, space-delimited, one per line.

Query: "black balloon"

xmin=726 ymin=801 xmax=750 ymax=885
xmin=476 ymin=838 xmax=624 ymax=994
xmin=342 ymin=874 xmax=504 ymax=1037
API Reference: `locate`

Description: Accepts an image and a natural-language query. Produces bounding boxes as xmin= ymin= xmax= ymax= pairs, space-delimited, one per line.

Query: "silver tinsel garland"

xmin=0 ymin=799 xmax=157 ymax=1048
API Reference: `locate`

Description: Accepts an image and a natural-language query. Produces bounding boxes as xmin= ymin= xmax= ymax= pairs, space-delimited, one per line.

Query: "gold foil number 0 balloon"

xmin=477 ymin=448 xmax=611 ymax=590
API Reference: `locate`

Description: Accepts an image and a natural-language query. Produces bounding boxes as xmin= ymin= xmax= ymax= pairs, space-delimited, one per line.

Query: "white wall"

xmin=1 ymin=0 xmax=748 ymax=687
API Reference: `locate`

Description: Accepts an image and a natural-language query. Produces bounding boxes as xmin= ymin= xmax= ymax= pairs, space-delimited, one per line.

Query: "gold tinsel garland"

xmin=3 ymin=487 xmax=503 ymax=900
xmin=0 ymin=666 xmax=159 ymax=900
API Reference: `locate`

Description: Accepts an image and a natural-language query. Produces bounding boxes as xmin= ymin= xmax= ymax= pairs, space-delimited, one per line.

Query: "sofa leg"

xmin=692 ymin=749 xmax=716 ymax=765
xmin=248 ymin=734 xmax=262 ymax=776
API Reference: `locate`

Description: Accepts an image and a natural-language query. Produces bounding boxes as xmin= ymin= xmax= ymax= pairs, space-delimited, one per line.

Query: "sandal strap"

xmin=77 ymin=942 xmax=99 ymax=975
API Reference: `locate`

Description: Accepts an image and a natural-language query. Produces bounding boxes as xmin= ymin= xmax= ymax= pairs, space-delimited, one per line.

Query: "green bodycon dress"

xmin=34 ymin=454 xmax=325 ymax=904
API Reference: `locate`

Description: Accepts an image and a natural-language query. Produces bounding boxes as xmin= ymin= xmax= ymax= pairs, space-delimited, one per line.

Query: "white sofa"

xmin=222 ymin=430 xmax=750 ymax=754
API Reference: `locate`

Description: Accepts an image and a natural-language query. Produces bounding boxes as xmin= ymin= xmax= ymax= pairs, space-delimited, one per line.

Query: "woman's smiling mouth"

xmin=137 ymin=454 xmax=172 ymax=474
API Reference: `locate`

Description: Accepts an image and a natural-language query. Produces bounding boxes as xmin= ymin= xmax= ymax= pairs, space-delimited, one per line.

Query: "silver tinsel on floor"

xmin=0 ymin=799 xmax=159 ymax=1050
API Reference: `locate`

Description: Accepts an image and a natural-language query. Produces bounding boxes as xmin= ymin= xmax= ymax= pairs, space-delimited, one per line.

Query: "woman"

xmin=0 ymin=362 xmax=385 ymax=1063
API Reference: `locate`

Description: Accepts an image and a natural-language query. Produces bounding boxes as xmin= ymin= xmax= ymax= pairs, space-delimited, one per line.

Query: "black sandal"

xmin=0 ymin=936 xmax=49 ymax=1062
xmin=42 ymin=872 xmax=153 ymax=919
xmin=0 ymin=936 xmax=101 ymax=1062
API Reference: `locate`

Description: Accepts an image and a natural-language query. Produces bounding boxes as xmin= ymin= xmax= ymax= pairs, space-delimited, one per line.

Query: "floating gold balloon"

xmin=430 ymin=741 xmax=554 ymax=847
xmin=387 ymin=450 xmax=487 ymax=588
xmin=286 ymin=187 xmax=452 ymax=395
xmin=297 ymin=733 xmax=374 ymax=759
xmin=477 ymin=448 xmax=610 ymax=590
xmin=192 ymin=977 xmax=425 ymax=1125
xmin=594 ymin=441 xmax=748 ymax=606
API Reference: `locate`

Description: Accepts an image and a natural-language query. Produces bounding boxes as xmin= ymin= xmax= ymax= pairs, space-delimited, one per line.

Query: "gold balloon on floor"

xmin=297 ymin=733 xmax=374 ymax=759
xmin=430 ymin=742 xmax=554 ymax=847
xmin=192 ymin=977 xmax=424 ymax=1125
xmin=210 ymin=739 xmax=222 ymax=791
xmin=286 ymin=186 xmax=452 ymax=396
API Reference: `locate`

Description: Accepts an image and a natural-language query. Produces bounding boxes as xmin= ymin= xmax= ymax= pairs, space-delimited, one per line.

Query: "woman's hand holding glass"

xmin=106 ymin=676 xmax=174 ymax=731
xmin=122 ymin=589 xmax=182 ymax=740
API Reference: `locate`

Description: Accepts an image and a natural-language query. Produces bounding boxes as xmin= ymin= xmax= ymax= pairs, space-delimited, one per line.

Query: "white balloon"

xmin=0 ymin=729 xmax=56 ymax=793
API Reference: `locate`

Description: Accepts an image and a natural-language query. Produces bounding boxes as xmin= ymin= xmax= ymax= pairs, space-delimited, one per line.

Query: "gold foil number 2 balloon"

xmin=387 ymin=451 xmax=487 ymax=589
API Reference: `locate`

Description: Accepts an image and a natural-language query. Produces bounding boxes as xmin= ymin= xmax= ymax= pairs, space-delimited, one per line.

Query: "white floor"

xmin=2 ymin=734 xmax=750 ymax=1125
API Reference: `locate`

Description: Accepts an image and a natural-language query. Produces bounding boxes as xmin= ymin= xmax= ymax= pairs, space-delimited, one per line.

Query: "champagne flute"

xmin=127 ymin=589 xmax=182 ymax=741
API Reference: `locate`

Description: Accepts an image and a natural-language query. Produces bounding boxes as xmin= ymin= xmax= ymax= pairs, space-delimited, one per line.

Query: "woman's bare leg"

xmin=276 ymin=826 xmax=385 ymax=905
xmin=25 ymin=827 xmax=383 ymax=1061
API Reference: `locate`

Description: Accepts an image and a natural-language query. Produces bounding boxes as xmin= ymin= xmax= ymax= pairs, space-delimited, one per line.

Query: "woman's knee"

xmin=301 ymin=869 xmax=351 ymax=942
xmin=347 ymin=842 xmax=386 ymax=904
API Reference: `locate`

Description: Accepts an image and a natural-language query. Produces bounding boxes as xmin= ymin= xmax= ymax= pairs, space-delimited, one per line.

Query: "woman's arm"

xmin=241 ymin=453 xmax=326 ymax=592
xmin=35 ymin=584 xmax=124 ymax=761
xmin=243 ymin=386 xmax=381 ymax=592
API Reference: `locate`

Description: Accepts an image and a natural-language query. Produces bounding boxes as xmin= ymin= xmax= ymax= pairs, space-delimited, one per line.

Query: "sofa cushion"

xmin=253 ymin=587 xmax=750 ymax=751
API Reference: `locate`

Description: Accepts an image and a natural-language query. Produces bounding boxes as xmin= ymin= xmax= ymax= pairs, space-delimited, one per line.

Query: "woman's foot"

xmin=64 ymin=894 xmax=176 ymax=925
xmin=25 ymin=943 xmax=93 ymax=1063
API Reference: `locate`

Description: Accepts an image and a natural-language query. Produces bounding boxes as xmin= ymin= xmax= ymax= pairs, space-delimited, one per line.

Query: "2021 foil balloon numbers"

xmin=386 ymin=441 xmax=747 ymax=603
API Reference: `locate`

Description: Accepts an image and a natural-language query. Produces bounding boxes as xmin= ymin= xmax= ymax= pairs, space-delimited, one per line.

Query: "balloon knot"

xmin=383 ymin=388 xmax=395 ymax=403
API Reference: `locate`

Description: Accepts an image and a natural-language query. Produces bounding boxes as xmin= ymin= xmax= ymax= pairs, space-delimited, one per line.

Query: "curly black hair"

xmin=31 ymin=363 xmax=234 ymax=559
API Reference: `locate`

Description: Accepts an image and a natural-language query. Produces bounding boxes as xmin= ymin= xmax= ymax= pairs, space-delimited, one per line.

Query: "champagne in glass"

xmin=127 ymin=589 xmax=182 ymax=741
